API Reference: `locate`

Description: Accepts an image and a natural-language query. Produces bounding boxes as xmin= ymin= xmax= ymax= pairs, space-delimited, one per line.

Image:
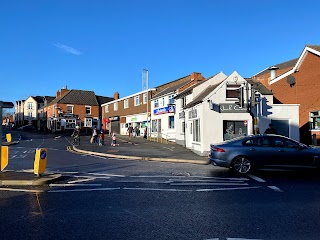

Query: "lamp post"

xmin=0 ymin=101 xmax=14 ymax=171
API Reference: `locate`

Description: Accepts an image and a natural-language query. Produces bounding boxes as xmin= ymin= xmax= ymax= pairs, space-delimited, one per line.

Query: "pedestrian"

xmin=92 ymin=126 xmax=98 ymax=144
xmin=133 ymin=126 xmax=139 ymax=137
xmin=143 ymin=126 xmax=147 ymax=139
xmin=99 ymin=129 xmax=105 ymax=146
xmin=264 ymin=124 xmax=277 ymax=134
xmin=111 ymin=132 xmax=119 ymax=146
xmin=127 ymin=124 xmax=133 ymax=140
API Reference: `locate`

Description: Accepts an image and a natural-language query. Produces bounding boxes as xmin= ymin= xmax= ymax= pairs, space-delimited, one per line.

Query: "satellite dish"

xmin=286 ymin=75 xmax=296 ymax=85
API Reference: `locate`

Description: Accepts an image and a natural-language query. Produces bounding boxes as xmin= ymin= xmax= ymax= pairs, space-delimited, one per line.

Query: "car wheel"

xmin=232 ymin=156 xmax=251 ymax=174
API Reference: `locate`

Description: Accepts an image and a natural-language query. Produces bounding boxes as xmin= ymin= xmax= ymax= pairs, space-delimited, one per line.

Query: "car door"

xmin=242 ymin=136 xmax=277 ymax=168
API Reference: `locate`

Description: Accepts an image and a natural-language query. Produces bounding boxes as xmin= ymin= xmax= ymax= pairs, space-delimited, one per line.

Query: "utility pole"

xmin=142 ymin=69 xmax=149 ymax=137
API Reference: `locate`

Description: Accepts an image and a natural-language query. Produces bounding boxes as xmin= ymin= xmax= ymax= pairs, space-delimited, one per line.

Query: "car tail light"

xmin=213 ymin=147 xmax=225 ymax=153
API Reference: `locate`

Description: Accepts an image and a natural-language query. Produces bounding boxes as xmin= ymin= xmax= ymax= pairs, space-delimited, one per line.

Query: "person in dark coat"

xmin=264 ymin=124 xmax=277 ymax=134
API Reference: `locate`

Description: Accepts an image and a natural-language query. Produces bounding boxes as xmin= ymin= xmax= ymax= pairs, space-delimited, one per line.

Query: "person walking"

xmin=111 ymin=132 xmax=119 ymax=146
xmin=92 ymin=126 xmax=98 ymax=145
xmin=143 ymin=126 xmax=147 ymax=139
xmin=264 ymin=124 xmax=277 ymax=134
xmin=127 ymin=124 xmax=133 ymax=140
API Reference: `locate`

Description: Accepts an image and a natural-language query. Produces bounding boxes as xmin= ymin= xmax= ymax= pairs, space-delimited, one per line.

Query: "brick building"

xmin=253 ymin=45 xmax=320 ymax=144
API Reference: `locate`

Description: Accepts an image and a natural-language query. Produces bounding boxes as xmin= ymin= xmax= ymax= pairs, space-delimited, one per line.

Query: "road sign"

xmin=0 ymin=101 xmax=14 ymax=108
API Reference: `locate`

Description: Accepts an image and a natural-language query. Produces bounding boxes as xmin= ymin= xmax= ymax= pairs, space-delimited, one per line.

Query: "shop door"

xmin=223 ymin=120 xmax=248 ymax=141
xmin=111 ymin=121 xmax=120 ymax=134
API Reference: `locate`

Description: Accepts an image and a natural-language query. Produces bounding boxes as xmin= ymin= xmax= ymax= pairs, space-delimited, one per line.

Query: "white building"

xmin=21 ymin=96 xmax=44 ymax=127
xmin=175 ymin=71 xmax=300 ymax=156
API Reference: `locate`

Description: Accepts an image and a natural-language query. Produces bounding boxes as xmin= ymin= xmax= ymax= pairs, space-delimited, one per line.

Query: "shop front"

xmin=124 ymin=113 xmax=148 ymax=136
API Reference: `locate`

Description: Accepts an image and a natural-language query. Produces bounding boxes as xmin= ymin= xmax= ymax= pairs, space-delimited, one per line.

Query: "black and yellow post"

xmin=6 ymin=133 xmax=11 ymax=143
xmin=34 ymin=148 xmax=48 ymax=176
xmin=1 ymin=146 xmax=8 ymax=171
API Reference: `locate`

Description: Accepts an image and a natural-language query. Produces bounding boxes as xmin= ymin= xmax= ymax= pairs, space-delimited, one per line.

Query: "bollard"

xmin=1 ymin=146 xmax=8 ymax=171
xmin=34 ymin=148 xmax=48 ymax=176
xmin=6 ymin=133 xmax=12 ymax=143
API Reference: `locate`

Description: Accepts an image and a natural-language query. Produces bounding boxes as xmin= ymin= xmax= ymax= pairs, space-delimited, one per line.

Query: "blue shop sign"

xmin=153 ymin=106 xmax=175 ymax=115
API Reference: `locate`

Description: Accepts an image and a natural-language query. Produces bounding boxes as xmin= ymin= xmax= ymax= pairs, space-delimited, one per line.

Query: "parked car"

xmin=17 ymin=125 xmax=36 ymax=131
xmin=209 ymin=134 xmax=320 ymax=174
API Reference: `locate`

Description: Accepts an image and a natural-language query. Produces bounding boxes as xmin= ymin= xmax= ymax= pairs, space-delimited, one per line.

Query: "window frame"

xmin=67 ymin=105 xmax=74 ymax=114
xmin=114 ymin=102 xmax=118 ymax=111
xmin=85 ymin=106 xmax=91 ymax=115
xmin=124 ymin=99 xmax=129 ymax=109
xmin=134 ymin=96 xmax=140 ymax=106
xmin=168 ymin=115 xmax=175 ymax=129
xmin=192 ymin=119 xmax=200 ymax=142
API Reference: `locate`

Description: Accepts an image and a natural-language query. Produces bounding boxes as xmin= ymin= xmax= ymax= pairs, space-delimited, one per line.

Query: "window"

xmin=190 ymin=123 xmax=192 ymax=134
xmin=143 ymin=93 xmax=147 ymax=104
xmin=134 ymin=96 xmax=140 ymax=106
xmin=28 ymin=102 xmax=33 ymax=110
xmin=182 ymin=121 xmax=185 ymax=133
xmin=105 ymin=105 xmax=109 ymax=113
xmin=114 ymin=102 xmax=118 ymax=111
xmin=124 ymin=99 xmax=129 ymax=108
xmin=169 ymin=94 xmax=175 ymax=105
xmin=154 ymin=99 xmax=159 ymax=108
xmin=226 ymin=84 xmax=241 ymax=100
xmin=169 ymin=116 xmax=174 ymax=129
xmin=85 ymin=106 xmax=91 ymax=115
xmin=182 ymin=97 xmax=186 ymax=108
xmin=193 ymin=119 xmax=200 ymax=142
xmin=67 ymin=105 xmax=73 ymax=114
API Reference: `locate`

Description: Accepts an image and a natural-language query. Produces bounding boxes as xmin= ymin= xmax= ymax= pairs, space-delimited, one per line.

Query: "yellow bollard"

xmin=34 ymin=148 xmax=48 ymax=175
xmin=1 ymin=146 xmax=8 ymax=171
xmin=6 ymin=133 xmax=12 ymax=143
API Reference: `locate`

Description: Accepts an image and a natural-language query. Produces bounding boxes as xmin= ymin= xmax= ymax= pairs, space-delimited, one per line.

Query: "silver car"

xmin=209 ymin=134 xmax=320 ymax=174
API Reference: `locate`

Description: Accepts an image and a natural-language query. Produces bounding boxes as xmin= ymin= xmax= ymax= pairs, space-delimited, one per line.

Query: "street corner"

xmin=0 ymin=171 xmax=63 ymax=186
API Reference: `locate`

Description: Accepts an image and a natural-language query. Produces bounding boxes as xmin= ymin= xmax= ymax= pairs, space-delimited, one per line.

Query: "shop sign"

xmin=179 ymin=111 xmax=185 ymax=119
xmin=130 ymin=117 xmax=137 ymax=122
xmin=153 ymin=106 xmax=175 ymax=115
xmin=219 ymin=104 xmax=247 ymax=113
xmin=109 ymin=116 xmax=120 ymax=121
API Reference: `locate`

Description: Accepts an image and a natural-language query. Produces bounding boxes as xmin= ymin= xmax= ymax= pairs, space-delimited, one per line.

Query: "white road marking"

xmin=268 ymin=186 xmax=283 ymax=192
xmin=68 ymin=178 xmax=95 ymax=184
xmin=197 ymin=186 xmax=262 ymax=191
xmin=189 ymin=176 xmax=249 ymax=181
xmin=86 ymin=173 xmax=126 ymax=177
xmin=170 ymin=183 xmax=249 ymax=186
xmin=49 ymin=184 xmax=102 ymax=187
xmin=227 ymin=238 xmax=263 ymax=240
xmin=247 ymin=174 xmax=266 ymax=183
xmin=48 ymin=187 xmax=120 ymax=193
xmin=169 ymin=179 xmax=245 ymax=183
xmin=74 ymin=176 xmax=111 ymax=179
xmin=123 ymin=187 xmax=192 ymax=192
xmin=0 ymin=187 xmax=43 ymax=193
xmin=162 ymin=146 xmax=174 ymax=151
xmin=130 ymin=175 xmax=189 ymax=178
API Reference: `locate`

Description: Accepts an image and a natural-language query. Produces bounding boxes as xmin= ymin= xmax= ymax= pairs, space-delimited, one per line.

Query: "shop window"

xmin=193 ymin=119 xmax=200 ymax=142
xmin=168 ymin=116 xmax=174 ymax=129
xmin=152 ymin=120 xmax=158 ymax=132
xmin=223 ymin=120 xmax=247 ymax=140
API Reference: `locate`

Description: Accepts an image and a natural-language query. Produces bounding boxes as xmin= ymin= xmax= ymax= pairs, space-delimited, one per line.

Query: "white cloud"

xmin=54 ymin=43 xmax=82 ymax=55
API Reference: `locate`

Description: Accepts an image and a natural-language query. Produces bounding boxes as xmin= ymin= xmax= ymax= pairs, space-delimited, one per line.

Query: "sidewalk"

xmin=73 ymin=134 xmax=209 ymax=165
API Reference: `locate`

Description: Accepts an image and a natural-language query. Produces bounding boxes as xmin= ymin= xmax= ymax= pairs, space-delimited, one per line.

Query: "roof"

xmin=246 ymin=79 xmax=273 ymax=95
xmin=96 ymin=96 xmax=114 ymax=105
xmin=47 ymin=90 xmax=99 ymax=106
xmin=184 ymin=84 xmax=220 ymax=109
xmin=307 ymin=45 xmax=320 ymax=52
xmin=254 ymin=58 xmax=298 ymax=77
xmin=33 ymin=96 xmax=44 ymax=103
xmin=154 ymin=74 xmax=190 ymax=89
xmin=152 ymin=80 xmax=190 ymax=99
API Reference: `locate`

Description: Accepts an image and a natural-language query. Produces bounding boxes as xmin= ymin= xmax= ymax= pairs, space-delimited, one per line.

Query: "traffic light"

xmin=235 ymin=86 xmax=244 ymax=108
xmin=261 ymin=97 xmax=272 ymax=116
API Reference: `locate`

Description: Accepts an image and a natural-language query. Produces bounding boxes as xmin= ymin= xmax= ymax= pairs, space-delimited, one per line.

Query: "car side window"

xmin=284 ymin=139 xmax=300 ymax=148
xmin=243 ymin=138 xmax=260 ymax=146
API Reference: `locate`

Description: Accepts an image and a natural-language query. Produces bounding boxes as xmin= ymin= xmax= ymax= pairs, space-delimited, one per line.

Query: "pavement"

xmin=72 ymin=134 xmax=209 ymax=165
xmin=0 ymin=131 xmax=209 ymax=186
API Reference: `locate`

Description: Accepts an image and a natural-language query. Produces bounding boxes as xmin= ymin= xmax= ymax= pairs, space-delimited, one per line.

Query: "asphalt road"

xmin=1 ymin=131 xmax=320 ymax=240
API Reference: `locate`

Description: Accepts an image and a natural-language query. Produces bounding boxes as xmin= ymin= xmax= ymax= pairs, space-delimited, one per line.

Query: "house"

xmin=150 ymin=72 xmax=206 ymax=141
xmin=253 ymin=45 xmax=320 ymax=144
xmin=17 ymin=96 xmax=45 ymax=127
xmin=43 ymin=87 xmax=113 ymax=132
xmin=175 ymin=71 xmax=299 ymax=156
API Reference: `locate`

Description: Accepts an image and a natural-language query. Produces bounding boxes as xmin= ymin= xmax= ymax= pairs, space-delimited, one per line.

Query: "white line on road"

xmin=268 ymin=186 xmax=283 ymax=192
xmin=0 ymin=187 xmax=44 ymax=193
xmin=49 ymin=184 xmax=102 ymax=187
xmin=171 ymin=183 xmax=249 ymax=186
xmin=227 ymin=238 xmax=263 ymax=240
xmin=123 ymin=187 xmax=192 ymax=192
xmin=169 ymin=179 xmax=246 ymax=183
xmin=162 ymin=146 xmax=174 ymax=151
xmin=130 ymin=175 xmax=188 ymax=178
xmin=86 ymin=173 xmax=126 ymax=177
xmin=68 ymin=178 xmax=96 ymax=184
xmin=189 ymin=176 xmax=249 ymax=181
xmin=247 ymin=174 xmax=266 ymax=183
xmin=196 ymin=186 xmax=262 ymax=191
xmin=48 ymin=187 xmax=120 ymax=193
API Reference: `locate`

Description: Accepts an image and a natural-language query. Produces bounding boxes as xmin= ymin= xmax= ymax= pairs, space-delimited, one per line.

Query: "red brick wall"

xmin=269 ymin=52 xmax=320 ymax=143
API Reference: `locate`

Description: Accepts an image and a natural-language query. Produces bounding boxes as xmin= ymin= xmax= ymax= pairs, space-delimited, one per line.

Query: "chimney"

xmin=56 ymin=86 xmax=69 ymax=98
xmin=191 ymin=72 xmax=205 ymax=83
xmin=114 ymin=92 xmax=120 ymax=100
xmin=268 ymin=66 xmax=279 ymax=81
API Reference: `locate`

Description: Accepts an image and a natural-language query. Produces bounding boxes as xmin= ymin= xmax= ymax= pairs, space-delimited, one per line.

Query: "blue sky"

xmin=1 ymin=0 xmax=319 ymax=110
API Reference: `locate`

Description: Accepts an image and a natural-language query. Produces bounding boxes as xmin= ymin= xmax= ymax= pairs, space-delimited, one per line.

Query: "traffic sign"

xmin=0 ymin=101 xmax=14 ymax=108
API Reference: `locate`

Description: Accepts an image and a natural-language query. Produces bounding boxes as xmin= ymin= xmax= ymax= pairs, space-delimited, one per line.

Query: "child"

xmin=111 ymin=132 xmax=119 ymax=146
xmin=99 ymin=129 xmax=105 ymax=146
